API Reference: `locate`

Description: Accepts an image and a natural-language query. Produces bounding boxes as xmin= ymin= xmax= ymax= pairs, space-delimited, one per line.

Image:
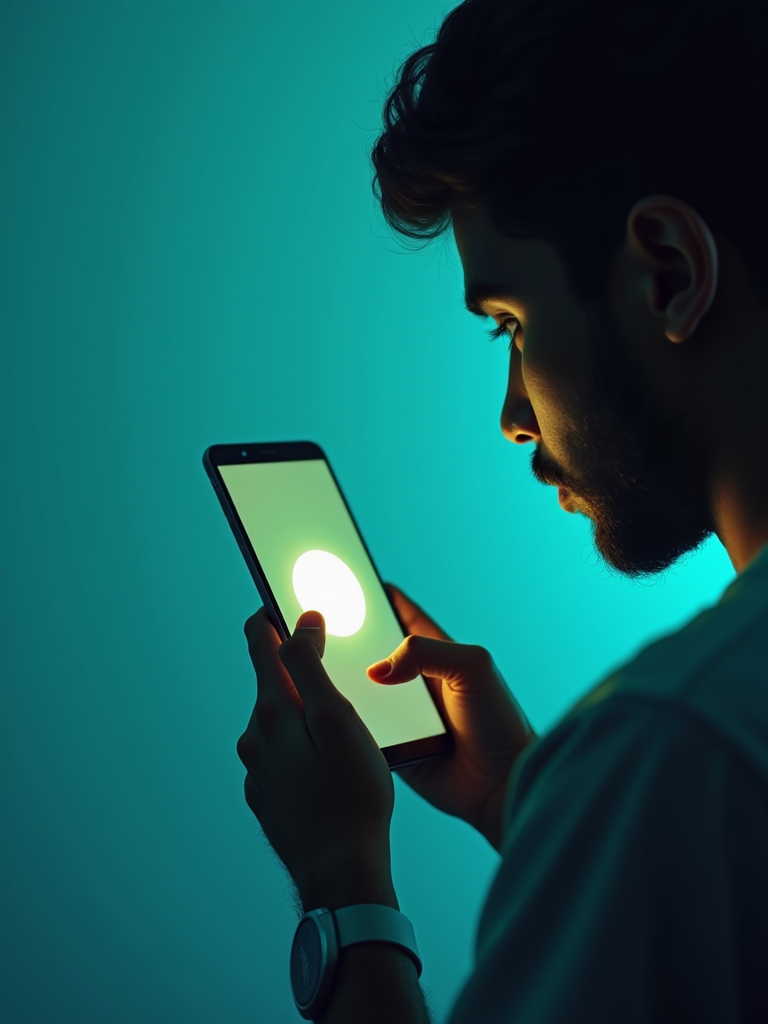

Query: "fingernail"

xmin=368 ymin=659 xmax=393 ymax=679
xmin=296 ymin=611 xmax=323 ymax=630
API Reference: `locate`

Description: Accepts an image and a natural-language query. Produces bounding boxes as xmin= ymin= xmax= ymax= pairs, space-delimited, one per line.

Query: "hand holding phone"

xmin=368 ymin=585 xmax=537 ymax=853
xmin=204 ymin=442 xmax=453 ymax=769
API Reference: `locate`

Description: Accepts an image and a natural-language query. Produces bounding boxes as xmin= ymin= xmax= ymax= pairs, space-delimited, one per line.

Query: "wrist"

xmin=481 ymin=736 xmax=538 ymax=853
xmin=298 ymin=854 xmax=398 ymax=913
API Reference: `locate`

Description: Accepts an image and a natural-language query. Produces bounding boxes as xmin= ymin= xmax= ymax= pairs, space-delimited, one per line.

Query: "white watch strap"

xmin=333 ymin=904 xmax=423 ymax=977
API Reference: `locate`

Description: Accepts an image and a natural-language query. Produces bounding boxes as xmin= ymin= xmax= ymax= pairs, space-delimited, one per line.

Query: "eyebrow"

xmin=463 ymin=281 xmax=513 ymax=318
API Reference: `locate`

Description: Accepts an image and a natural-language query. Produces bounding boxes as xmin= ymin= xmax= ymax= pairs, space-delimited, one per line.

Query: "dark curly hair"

xmin=371 ymin=0 xmax=768 ymax=301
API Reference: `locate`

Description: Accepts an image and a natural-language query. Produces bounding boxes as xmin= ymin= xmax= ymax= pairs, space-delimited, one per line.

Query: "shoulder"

xmin=450 ymin=548 xmax=768 ymax=1024
xmin=465 ymin=688 xmax=768 ymax=1024
xmin=543 ymin=544 xmax=768 ymax=795
xmin=506 ymin=690 xmax=761 ymax=834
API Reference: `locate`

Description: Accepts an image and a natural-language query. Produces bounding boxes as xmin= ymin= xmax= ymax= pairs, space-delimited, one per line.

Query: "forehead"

xmin=452 ymin=205 xmax=570 ymax=315
xmin=452 ymin=204 xmax=503 ymax=268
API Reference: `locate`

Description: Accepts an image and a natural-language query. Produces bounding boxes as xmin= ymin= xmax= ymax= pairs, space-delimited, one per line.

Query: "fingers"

xmin=241 ymin=608 xmax=348 ymax=757
xmin=368 ymin=634 xmax=491 ymax=688
xmin=385 ymin=583 xmax=453 ymax=642
xmin=244 ymin=608 xmax=293 ymax=698
xmin=244 ymin=608 xmax=330 ymax=712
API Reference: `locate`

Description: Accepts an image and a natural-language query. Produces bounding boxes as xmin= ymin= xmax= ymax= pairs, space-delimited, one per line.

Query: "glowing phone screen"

xmin=219 ymin=459 xmax=446 ymax=750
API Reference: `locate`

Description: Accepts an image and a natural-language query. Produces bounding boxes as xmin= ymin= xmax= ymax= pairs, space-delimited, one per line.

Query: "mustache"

xmin=530 ymin=447 xmax=570 ymax=490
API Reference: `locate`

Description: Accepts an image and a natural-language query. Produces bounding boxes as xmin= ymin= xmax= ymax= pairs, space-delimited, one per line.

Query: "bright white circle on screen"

xmin=292 ymin=550 xmax=366 ymax=637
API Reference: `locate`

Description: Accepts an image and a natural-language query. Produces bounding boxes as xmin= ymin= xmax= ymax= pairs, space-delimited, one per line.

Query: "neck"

xmin=713 ymin=485 xmax=768 ymax=573
xmin=699 ymin=239 xmax=768 ymax=574
xmin=709 ymin=346 xmax=768 ymax=574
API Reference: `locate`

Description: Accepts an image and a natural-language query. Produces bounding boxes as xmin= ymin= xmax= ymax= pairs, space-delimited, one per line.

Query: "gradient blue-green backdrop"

xmin=0 ymin=3 xmax=735 ymax=1022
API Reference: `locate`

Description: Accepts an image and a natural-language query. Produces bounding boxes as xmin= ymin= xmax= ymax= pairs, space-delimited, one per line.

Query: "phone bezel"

xmin=203 ymin=441 xmax=453 ymax=769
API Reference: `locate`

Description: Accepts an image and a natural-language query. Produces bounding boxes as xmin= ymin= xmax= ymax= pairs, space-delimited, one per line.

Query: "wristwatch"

xmin=289 ymin=903 xmax=423 ymax=1019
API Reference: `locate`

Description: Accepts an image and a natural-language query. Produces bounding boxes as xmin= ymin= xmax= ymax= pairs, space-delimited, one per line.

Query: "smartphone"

xmin=203 ymin=441 xmax=452 ymax=769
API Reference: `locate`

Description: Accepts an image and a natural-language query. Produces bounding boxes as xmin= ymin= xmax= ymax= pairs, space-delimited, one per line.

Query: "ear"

xmin=626 ymin=195 xmax=719 ymax=343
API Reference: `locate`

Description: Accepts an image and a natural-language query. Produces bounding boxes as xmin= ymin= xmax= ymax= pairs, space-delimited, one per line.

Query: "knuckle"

xmin=236 ymin=731 xmax=254 ymax=762
xmin=243 ymin=607 xmax=265 ymax=636
xmin=402 ymin=634 xmax=421 ymax=658
xmin=468 ymin=644 xmax=494 ymax=671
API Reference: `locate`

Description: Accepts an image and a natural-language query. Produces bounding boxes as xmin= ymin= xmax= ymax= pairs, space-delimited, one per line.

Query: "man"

xmin=237 ymin=1 xmax=768 ymax=1020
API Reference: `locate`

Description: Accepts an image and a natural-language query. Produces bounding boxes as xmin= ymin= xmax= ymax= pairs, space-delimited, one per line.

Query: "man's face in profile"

xmin=454 ymin=203 xmax=716 ymax=579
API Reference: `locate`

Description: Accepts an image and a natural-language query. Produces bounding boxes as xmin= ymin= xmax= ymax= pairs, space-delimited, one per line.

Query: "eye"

xmin=486 ymin=316 xmax=522 ymax=351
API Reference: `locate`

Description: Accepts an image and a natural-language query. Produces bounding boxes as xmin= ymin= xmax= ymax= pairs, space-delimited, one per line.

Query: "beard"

xmin=530 ymin=295 xmax=717 ymax=579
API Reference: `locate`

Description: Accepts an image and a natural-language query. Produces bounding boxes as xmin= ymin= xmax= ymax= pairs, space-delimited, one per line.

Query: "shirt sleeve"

xmin=446 ymin=697 xmax=768 ymax=1024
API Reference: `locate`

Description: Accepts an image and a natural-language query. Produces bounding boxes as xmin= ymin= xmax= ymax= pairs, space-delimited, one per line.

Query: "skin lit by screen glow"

xmin=292 ymin=550 xmax=366 ymax=637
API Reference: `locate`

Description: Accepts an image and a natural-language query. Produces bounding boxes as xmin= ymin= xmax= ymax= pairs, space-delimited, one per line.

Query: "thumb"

xmin=277 ymin=609 xmax=337 ymax=713
xmin=290 ymin=609 xmax=326 ymax=657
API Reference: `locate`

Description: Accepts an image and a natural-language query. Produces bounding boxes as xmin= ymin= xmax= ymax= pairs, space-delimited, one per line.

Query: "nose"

xmin=501 ymin=411 xmax=540 ymax=445
xmin=500 ymin=348 xmax=541 ymax=444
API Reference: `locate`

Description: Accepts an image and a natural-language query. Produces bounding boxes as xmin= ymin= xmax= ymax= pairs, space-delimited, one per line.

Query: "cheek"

xmin=519 ymin=323 xmax=590 ymax=457
xmin=517 ymin=333 xmax=563 ymax=416
xmin=525 ymin=309 xmax=584 ymax=388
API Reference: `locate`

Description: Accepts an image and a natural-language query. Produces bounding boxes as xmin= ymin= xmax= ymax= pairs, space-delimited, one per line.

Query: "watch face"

xmin=290 ymin=917 xmax=322 ymax=1002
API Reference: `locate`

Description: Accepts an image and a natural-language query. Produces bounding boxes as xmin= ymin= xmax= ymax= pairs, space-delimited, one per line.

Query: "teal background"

xmin=218 ymin=458 xmax=445 ymax=749
xmin=0 ymin=2 xmax=734 ymax=1022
